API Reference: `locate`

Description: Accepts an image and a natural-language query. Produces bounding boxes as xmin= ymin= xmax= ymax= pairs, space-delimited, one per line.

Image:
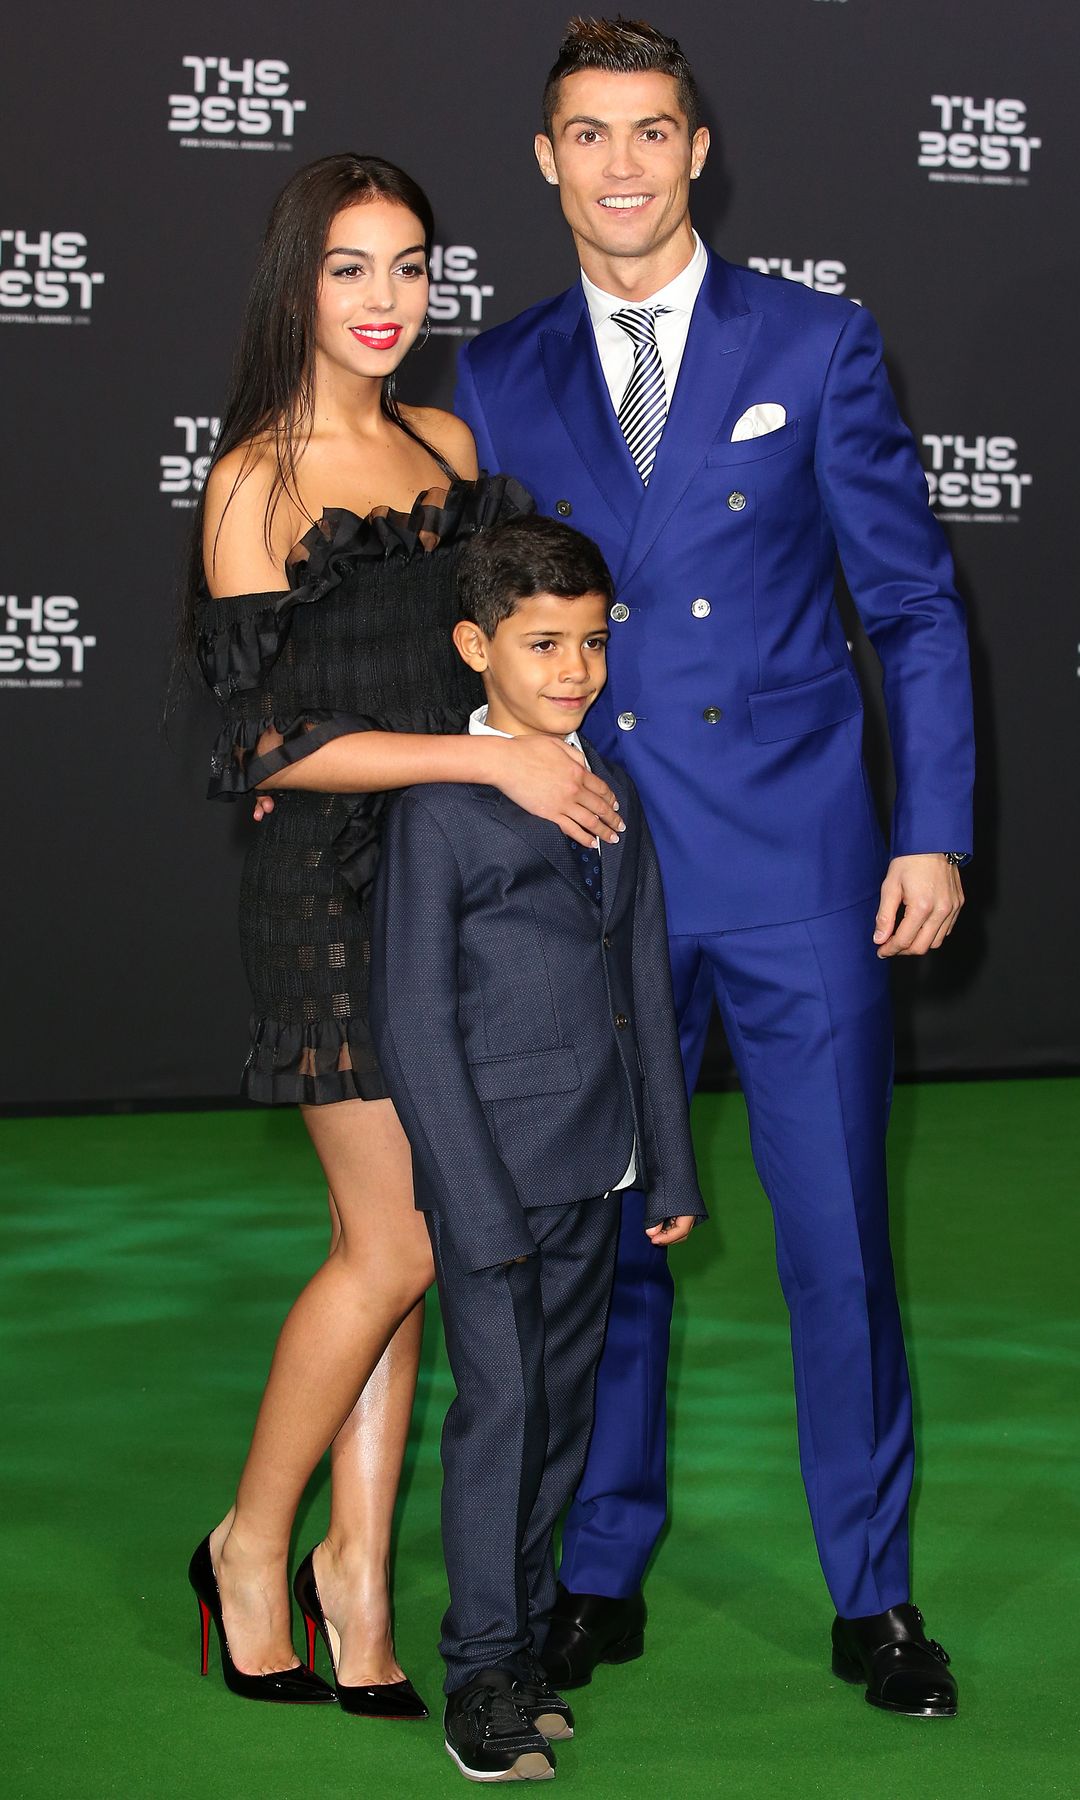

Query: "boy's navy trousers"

xmin=430 ymin=1191 xmax=621 ymax=1692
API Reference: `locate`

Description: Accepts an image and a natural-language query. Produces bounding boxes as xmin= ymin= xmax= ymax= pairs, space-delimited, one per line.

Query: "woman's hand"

xmin=495 ymin=736 xmax=625 ymax=848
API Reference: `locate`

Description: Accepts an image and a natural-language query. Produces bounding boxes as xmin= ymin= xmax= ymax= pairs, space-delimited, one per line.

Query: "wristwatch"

xmin=943 ymin=851 xmax=965 ymax=866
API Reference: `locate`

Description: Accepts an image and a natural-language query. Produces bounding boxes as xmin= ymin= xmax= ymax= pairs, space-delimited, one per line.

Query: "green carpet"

xmin=3 ymin=1080 xmax=1077 ymax=1798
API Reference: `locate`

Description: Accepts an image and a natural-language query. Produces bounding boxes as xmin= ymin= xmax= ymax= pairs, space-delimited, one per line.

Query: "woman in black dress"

xmin=185 ymin=155 xmax=623 ymax=1710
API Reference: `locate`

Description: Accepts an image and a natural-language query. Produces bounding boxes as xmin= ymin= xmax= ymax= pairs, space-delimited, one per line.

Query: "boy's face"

xmin=453 ymin=591 xmax=610 ymax=737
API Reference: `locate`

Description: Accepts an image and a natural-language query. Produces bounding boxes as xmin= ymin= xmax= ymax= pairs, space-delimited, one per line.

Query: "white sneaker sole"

xmin=444 ymin=1741 xmax=555 ymax=1782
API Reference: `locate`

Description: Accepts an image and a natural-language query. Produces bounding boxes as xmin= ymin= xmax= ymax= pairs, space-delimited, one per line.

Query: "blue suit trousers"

xmin=560 ymin=895 xmax=914 ymax=1618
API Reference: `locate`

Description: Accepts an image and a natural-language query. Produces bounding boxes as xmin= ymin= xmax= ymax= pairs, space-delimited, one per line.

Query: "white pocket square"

xmin=731 ymin=402 xmax=787 ymax=442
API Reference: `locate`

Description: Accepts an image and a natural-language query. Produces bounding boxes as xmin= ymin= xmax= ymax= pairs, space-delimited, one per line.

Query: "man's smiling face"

xmin=535 ymin=68 xmax=708 ymax=268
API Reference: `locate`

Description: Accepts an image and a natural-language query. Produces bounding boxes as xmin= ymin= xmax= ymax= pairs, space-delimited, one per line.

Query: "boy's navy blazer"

xmin=368 ymin=743 xmax=706 ymax=1274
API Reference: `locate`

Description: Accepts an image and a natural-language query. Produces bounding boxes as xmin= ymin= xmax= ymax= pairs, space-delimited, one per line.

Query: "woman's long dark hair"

xmin=178 ymin=153 xmax=455 ymax=663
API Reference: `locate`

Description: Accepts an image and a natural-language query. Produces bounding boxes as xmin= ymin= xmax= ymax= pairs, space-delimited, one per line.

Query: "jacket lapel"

xmin=616 ymin=251 xmax=761 ymax=591
xmin=475 ymin=743 xmax=633 ymax=927
xmin=482 ymin=788 xmax=589 ymax=901
xmin=540 ymin=287 xmax=642 ymax=534
xmin=587 ymin=747 xmax=635 ymax=932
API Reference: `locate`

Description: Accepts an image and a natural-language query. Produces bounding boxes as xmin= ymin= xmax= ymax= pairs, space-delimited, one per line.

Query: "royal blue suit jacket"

xmin=455 ymin=249 xmax=975 ymax=937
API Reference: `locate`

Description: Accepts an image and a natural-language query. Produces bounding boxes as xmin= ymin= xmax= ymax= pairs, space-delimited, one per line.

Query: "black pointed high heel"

xmin=188 ymin=1536 xmax=337 ymax=1704
xmin=293 ymin=1547 xmax=428 ymax=1719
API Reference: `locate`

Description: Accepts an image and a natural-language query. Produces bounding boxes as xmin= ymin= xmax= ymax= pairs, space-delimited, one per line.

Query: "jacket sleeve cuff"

xmin=442 ymin=1219 xmax=537 ymax=1274
xmin=890 ymin=808 xmax=973 ymax=862
xmin=643 ymin=1198 xmax=709 ymax=1227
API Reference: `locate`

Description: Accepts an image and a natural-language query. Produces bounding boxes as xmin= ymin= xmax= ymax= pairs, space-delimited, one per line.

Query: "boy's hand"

xmin=645 ymin=1215 xmax=698 ymax=1247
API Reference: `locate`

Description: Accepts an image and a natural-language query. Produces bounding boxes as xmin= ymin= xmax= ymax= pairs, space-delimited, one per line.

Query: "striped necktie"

xmin=611 ymin=305 xmax=672 ymax=485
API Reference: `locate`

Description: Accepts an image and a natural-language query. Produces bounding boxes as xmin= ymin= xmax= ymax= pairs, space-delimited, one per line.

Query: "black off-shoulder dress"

xmin=196 ymin=475 xmax=532 ymax=1105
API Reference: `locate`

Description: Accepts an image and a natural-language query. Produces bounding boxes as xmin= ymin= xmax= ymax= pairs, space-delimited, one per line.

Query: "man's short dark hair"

xmin=542 ymin=16 xmax=701 ymax=138
xmin=457 ymin=514 xmax=614 ymax=638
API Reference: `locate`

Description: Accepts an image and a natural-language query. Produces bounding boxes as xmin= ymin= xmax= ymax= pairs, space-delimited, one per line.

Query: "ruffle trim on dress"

xmin=242 ymin=1014 xmax=389 ymax=1107
xmin=195 ymin=475 xmax=534 ymax=700
xmin=332 ymin=791 xmax=386 ymax=903
xmin=207 ymin=710 xmax=380 ymax=798
xmin=284 ymin=473 xmax=534 ymax=600
xmin=196 ymin=593 xmax=296 ymax=700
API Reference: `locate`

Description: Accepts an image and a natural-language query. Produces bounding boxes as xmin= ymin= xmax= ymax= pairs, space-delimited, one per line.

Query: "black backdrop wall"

xmin=3 ymin=0 xmax=1077 ymax=1108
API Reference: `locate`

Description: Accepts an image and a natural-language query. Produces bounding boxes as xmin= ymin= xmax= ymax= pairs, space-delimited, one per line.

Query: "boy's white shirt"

xmin=468 ymin=705 xmax=637 ymax=1192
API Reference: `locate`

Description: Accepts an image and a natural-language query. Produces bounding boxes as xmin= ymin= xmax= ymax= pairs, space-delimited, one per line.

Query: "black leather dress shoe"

xmin=831 ymin=1602 xmax=957 ymax=1717
xmin=539 ymin=1582 xmax=646 ymax=1690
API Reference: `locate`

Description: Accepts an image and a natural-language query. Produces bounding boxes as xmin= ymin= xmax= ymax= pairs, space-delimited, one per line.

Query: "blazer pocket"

xmin=468 ymin=1046 xmax=582 ymax=1103
xmin=706 ymin=419 xmax=800 ymax=465
xmin=748 ymin=665 xmax=862 ymax=744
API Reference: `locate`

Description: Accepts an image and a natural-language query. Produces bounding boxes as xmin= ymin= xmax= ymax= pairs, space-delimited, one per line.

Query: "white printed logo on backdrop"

xmin=169 ymin=58 xmax=307 ymax=151
xmin=918 ymin=98 xmax=1041 ymax=186
xmin=0 ymin=595 xmax=97 ymax=689
xmin=160 ymin=416 xmax=221 ymax=510
xmin=0 ymin=232 xmax=104 ymax=325
xmin=922 ymin=435 xmax=1033 ymax=523
xmin=746 ymin=258 xmax=860 ymax=305
xmin=428 ymin=246 xmax=495 ymax=338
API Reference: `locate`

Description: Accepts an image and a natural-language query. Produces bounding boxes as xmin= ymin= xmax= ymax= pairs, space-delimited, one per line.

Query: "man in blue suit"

xmin=454 ymin=18 xmax=971 ymax=1718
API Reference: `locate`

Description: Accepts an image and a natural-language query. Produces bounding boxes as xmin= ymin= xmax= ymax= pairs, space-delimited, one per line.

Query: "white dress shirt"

xmin=469 ymin=703 xmax=585 ymax=760
xmin=468 ymin=706 xmax=637 ymax=1192
xmin=581 ymin=230 xmax=709 ymax=413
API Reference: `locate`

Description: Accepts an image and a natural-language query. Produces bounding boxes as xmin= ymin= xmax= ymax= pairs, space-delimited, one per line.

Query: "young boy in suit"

xmin=368 ymin=514 xmax=705 ymax=1783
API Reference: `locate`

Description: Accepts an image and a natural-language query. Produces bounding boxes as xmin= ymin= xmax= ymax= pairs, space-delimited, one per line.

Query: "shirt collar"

xmin=581 ymin=229 xmax=708 ymax=327
xmin=469 ymin=703 xmax=584 ymax=757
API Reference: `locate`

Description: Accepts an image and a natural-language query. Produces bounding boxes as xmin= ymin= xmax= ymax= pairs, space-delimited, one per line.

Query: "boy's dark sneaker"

xmin=516 ymin=1651 xmax=575 ymax=1740
xmin=444 ymin=1668 xmax=556 ymax=1782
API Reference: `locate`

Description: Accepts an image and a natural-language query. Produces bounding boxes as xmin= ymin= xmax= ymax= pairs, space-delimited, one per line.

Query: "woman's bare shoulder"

xmin=403 ymin=406 xmax=479 ymax=480
xmin=203 ymin=439 xmax=300 ymax=598
xmin=204 ymin=436 xmax=277 ymax=510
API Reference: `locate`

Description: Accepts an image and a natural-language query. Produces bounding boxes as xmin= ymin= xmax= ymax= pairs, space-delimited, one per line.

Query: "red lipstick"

xmin=349 ymin=323 xmax=404 ymax=351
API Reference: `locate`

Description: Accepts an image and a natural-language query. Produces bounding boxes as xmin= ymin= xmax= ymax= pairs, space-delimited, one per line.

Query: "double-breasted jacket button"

xmin=614 ymin=1013 xmax=629 ymax=1029
xmin=603 ymin=935 xmax=612 ymax=950
xmin=610 ymin=602 xmax=630 ymax=622
xmin=727 ymin=490 xmax=747 ymax=512
xmin=555 ymin=498 xmax=573 ymax=516
xmin=691 ymin=597 xmax=711 ymax=618
xmin=702 ymin=706 xmax=723 ymax=724
xmin=617 ymin=711 xmax=637 ymax=731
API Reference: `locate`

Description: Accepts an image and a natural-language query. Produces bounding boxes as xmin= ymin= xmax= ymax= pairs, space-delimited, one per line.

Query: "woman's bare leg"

xmin=310 ymin=1299 xmax=425 ymax=1682
xmin=208 ymin=1097 xmax=433 ymax=1678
